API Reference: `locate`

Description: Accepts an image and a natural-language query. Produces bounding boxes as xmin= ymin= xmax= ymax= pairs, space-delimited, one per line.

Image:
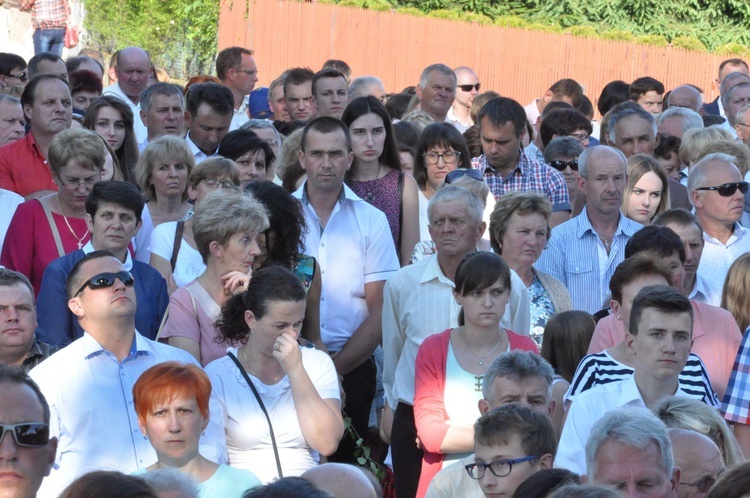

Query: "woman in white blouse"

xmin=204 ymin=265 xmax=344 ymax=483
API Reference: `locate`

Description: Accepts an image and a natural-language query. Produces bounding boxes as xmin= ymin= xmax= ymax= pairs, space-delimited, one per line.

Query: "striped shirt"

xmin=535 ymin=207 xmax=642 ymax=314
xmin=471 ymin=149 xmax=570 ymax=211
xmin=565 ymin=350 xmax=719 ymax=407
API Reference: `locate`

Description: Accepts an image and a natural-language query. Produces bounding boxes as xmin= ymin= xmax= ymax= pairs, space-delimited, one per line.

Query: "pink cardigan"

xmin=413 ymin=328 xmax=538 ymax=497
xmin=587 ymin=301 xmax=742 ymax=400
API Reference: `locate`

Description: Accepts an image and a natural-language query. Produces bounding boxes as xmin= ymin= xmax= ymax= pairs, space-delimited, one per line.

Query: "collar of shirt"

xmin=703 ymin=222 xmax=748 ymax=245
xmin=294 ymin=181 xmax=359 ymax=208
xmin=185 ymin=132 xmax=214 ymax=161
xmin=689 ymin=273 xmax=713 ymax=303
xmin=617 ymin=374 xmax=688 ymax=407
xmin=81 ymin=241 xmax=134 ymax=271
xmin=574 ymin=206 xmax=642 ymax=240
xmin=475 ymin=149 xmax=526 ymax=177
xmin=419 ymin=253 xmax=455 ymax=286
xmin=235 ymin=95 xmax=249 ymax=115
xmin=22 ymin=131 xmax=45 ymax=162
xmin=446 ymin=106 xmax=470 ymax=127
xmin=81 ymin=331 xmax=147 ymax=360
xmin=24 ymin=339 xmax=45 ymax=363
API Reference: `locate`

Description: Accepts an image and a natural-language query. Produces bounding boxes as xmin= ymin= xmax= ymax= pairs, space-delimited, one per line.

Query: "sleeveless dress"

xmin=350 ymin=168 xmax=401 ymax=253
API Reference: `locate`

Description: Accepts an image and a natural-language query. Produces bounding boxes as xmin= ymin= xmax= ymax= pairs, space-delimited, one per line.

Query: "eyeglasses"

xmin=458 ymin=83 xmax=481 ymax=92
xmin=202 ymin=178 xmax=236 ymax=190
xmin=680 ymin=476 xmax=717 ymax=493
xmin=445 ymin=169 xmax=483 ymax=184
xmin=550 ymin=159 xmax=578 ymax=172
xmin=58 ymin=175 xmax=100 ymax=189
xmin=237 ymin=69 xmax=258 ymax=78
xmin=423 ymin=151 xmax=462 ymax=166
xmin=74 ymin=271 xmax=135 ymax=297
xmin=4 ymin=70 xmax=27 ymax=83
xmin=567 ymin=132 xmax=590 ymax=143
xmin=695 ymin=181 xmax=749 ymax=197
xmin=0 ymin=423 xmax=50 ymax=447
xmin=465 ymin=455 xmax=540 ymax=479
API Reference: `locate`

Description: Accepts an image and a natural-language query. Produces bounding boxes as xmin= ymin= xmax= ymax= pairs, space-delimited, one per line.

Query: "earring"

xmin=143 ymin=434 xmax=148 ymax=440
xmin=616 ymin=315 xmax=622 ymax=320
xmin=201 ymin=430 xmax=206 ymax=436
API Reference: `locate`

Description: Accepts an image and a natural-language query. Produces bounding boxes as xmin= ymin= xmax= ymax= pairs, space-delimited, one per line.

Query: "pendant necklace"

xmin=242 ymin=346 xmax=280 ymax=384
xmin=353 ymin=163 xmax=383 ymax=203
xmin=462 ymin=329 xmax=502 ymax=366
xmin=57 ymin=196 xmax=89 ymax=249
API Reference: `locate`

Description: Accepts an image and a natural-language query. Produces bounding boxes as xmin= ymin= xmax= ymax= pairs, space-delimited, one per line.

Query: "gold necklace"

xmin=57 ymin=195 xmax=89 ymax=249
xmin=241 ymin=347 xmax=280 ymax=383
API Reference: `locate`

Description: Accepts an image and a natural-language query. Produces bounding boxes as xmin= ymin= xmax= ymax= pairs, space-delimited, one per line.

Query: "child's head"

xmin=469 ymin=403 xmax=556 ymax=497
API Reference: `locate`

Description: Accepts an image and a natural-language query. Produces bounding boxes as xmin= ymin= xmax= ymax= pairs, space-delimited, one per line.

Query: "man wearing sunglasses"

xmin=447 ymin=66 xmax=479 ymax=133
xmin=28 ymin=250 xmax=205 ymax=495
xmin=688 ymin=153 xmax=750 ymax=301
xmin=0 ymin=364 xmax=57 ymax=498
xmin=669 ymin=429 xmax=724 ymax=498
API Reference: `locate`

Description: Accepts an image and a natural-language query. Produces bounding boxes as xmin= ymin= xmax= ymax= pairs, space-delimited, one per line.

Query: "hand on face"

xmin=272 ymin=331 xmax=303 ymax=375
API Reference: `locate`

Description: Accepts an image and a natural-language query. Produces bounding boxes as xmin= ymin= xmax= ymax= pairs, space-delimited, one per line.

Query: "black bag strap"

xmin=170 ymin=220 xmax=185 ymax=271
xmin=226 ymin=351 xmax=284 ymax=480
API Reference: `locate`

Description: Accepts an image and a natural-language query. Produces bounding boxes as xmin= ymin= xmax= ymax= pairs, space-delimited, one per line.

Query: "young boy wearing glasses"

xmin=466 ymin=403 xmax=556 ymax=497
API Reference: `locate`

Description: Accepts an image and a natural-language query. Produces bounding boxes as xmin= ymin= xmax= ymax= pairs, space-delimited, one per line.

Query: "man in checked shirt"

xmin=20 ymin=0 xmax=70 ymax=57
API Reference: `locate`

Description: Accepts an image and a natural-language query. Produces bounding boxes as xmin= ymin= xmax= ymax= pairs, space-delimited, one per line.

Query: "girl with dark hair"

xmin=204 ymin=265 xmax=344 ymax=484
xmin=412 ymin=252 xmax=537 ymax=497
xmin=217 ymin=129 xmax=275 ymax=188
xmin=342 ymin=96 xmax=420 ymax=266
xmin=83 ymin=95 xmax=139 ymax=183
xmin=412 ymin=122 xmax=473 ymax=240
xmin=244 ymin=181 xmax=324 ymax=351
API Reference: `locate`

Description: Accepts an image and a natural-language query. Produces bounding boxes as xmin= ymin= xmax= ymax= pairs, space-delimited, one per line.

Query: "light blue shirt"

xmin=536 ymin=207 xmax=642 ymax=314
xmin=29 ymin=332 xmax=206 ymax=497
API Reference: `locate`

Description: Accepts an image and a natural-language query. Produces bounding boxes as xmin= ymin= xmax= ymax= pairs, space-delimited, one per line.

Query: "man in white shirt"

xmin=416 ymin=64 xmax=456 ymax=123
xmin=185 ymin=82 xmax=233 ymax=163
xmin=586 ymin=407 xmax=679 ymax=497
xmin=215 ymin=46 xmax=258 ymax=131
xmin=29 ymin=251 xmax=202 ymax=497
xmin=689 ymin=153 xmax=750 ymax=299
xmin=102 ymin=46 xmax=151 ymax=143
xmin=447 ymin=66 xmax=479 ymax=133
xmin=383 ymin=187 xmax=531 ymax=498
xmin=292 ymin=117 xmax=399 ymax=463
xmin=556 ymin=285 xmax=694 ymax=475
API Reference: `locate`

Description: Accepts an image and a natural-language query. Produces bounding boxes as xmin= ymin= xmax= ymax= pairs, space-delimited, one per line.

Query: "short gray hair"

xmin=656 ymin=107 xmax=704 ymax=135
xmin=687 ymin=152 xmax=738 ymax=193
xmin=241 ymin=118 xmax=282 ymax=148
xmin=736 ymin=104 xmax=750 ymax=127
xmin=608 ymin=107 xmax=657 ymax=144
xmin=140 ymin=468 xmax=198 ymax=498
xmin=586 ymin=407 xmax=674 ymax=480
xmin=578 ymin=145 xmax=626 ymax=180
xmin=348 ymin=76 xmax=384 ymax=100
xmin=544 ymin=136 xmax=584 ymax=163
xmin=721 ymin=73 xmax=750 ymax=107
xmin=482 ymin=350 xmax=554 ymax=400
xmin=139 ymin=82 xmax=184 ymax=113
xmin=427 ymin=185 xmax=483 ymax=225
xmin=418 ymin=64 xmax=456 ymax=90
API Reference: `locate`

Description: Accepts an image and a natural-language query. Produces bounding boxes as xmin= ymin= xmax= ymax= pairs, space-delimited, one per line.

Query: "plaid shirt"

xmin=471 ymin=149 xmax=570 ymax=211
xmin=20 ymin=0 xmax=69 ymax=29
xmin=22 ymin=340 xmax=59 ymax=372
xmin=723 ymin=327 xmax=750 ymax=424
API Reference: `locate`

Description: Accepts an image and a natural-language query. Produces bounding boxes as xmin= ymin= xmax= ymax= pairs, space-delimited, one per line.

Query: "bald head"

xmin=301 ymin=463 xmax=379 ymax=498
xmin=668 ymin=429 xmax=723 ymax=498
xmin=114 ymin=47 xmax=151 ymax=102
xmin=668 ymin=86 xmax=702 ymax=113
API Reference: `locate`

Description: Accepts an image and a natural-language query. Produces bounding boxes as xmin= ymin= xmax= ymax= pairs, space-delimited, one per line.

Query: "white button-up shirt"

xmin=697 ymin=223 xmax=750 ymax=301
xmin=186 ymin=132 xmax=216 ymax=164
xmin=102 ymin=83 xmax=148 ymax=144
xmin=29 ymin=332 xmax=204 ymax=497
xmin=556 ymin=374 xmax=689 ymax=475
xmin=293 ymin=183 xmax=399 ymax=351
xmin=230 ymin=96 xmax=250 ymax=131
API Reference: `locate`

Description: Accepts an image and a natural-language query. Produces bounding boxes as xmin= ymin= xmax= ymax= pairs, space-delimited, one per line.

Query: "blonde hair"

xmin=678 ymin=127 xmax=734 ymax=166
xmin=622 ymin=154 xmax=670 ymax=222
xmin=188 ymin=157 xmax=240 ymax=190
xmin=489 ymin=191 xmax=552 ymax=254
xmin=136 ymin=136 xmax=195 ymax=202
xmin=276 ymin=128 xmax=303 ymax=180
xmin=48 ymin=128 xmax=106 ymax=175
xmin=696 ymin=140 xmax=750 ymax=177
xmin=654 ymin=396 xmax=744 ymax=468
xmin=721 ymin=252 xmax=750 ymax=333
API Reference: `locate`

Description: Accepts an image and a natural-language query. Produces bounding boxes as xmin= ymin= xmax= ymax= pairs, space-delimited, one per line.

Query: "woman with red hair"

xmin=132 ymin=361 xmax=261 ymax=497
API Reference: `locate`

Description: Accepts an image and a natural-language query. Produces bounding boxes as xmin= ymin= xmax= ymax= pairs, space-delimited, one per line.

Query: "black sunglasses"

xmin=550 ymin=159 xmax=578 ymax=172
xmin=0 ymin=423 xmax=50 ymax=447
xmin=4 ymin=70 xmax=27 ymax=83
xmin=458 ymin=83 xmax=481 ymax=92
xmin=445 ymin=169 xmax=483 ymax=184
xmin=695 ymin=181 xmax=749 ymax=197
xmin=680 ymin=476 xmax=716 ymax=494
xmin=75 ymin=271 xmax=135 ymax=297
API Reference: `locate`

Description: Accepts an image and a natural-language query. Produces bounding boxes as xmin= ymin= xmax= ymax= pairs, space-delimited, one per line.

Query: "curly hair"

xmin=244 ymin=181 xmax=306 ymax=269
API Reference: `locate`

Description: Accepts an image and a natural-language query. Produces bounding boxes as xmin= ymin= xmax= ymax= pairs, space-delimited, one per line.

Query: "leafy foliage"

xmin=328 ymin=0 xmax=750 ymax=53
xmin=82 ymin=0 xmax=219 ymax=81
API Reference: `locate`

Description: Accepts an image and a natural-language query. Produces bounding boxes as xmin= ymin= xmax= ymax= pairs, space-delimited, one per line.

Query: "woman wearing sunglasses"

xmin=622 ymin=154 xmax=670 ymax=226
xmin=0 ymin=53 xmax=27 ymax=95
xmin=489 ymin=192 xmax=571 ymax=348
xmin=413 ymin=123 xmax=474 ymax=240
xmin=132 ymin=362 xmax=262 ymax=497
xmin=543 ymin=137 xmax=585 ymax=217
xmin=149 ymin=158 xmax=240 ymax=294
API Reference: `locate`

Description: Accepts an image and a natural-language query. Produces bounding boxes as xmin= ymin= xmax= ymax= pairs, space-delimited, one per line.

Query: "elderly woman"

xmin=149 ymin=157 xmax=240 ymax=294
xmin=134 ymin=136 xmax=195 ymax=263
xmin=217 ymin=129 xmax=275 ymax=188
xmin=204 ymin=265 xmax=344 ymax=483
xmin=1 ymin=128 xmax=104 ymax=294
xmin=544 ymin=137 xmax=585 ymax=217
xmin=489 ymin=191 xmax=571 ymax=347
xmin=413 ymin=123 xmax=473 ymax=240
xmin=83 ymin=95 xmax=139 ymax=182
xmin=160 ymin=191 xmax=269 ymax=366
xmin=133 ymin=362 xmax=261 ymax=496
xmin=622 ymin=154 xmax=670 ymax=226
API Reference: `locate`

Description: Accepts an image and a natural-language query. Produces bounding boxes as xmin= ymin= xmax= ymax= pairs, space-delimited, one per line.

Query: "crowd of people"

xmin=2 ymin=36 xmax=750 ymax=498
